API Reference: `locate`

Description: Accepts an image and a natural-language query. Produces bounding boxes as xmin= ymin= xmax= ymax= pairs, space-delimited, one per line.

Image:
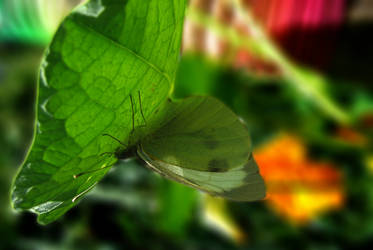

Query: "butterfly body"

xmin=114 ymin=145 xmax=137 ymax=160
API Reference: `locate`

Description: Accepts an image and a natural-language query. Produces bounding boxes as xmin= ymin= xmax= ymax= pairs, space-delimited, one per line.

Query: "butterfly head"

xmin=114 ymin=144 xmax=137 ymax=160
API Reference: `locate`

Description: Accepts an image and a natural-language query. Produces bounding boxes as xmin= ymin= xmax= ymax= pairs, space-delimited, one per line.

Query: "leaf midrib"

xmin=74 ymin=19 xmax=173 ymax=86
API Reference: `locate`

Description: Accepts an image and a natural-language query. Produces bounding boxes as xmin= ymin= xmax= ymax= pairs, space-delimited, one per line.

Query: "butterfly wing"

xmin=138 ymin=146 xmax=265 ymax=201
xmin=138 ymin=96 xmax=266 ymax=201
xmin=141 ymin=96 xmax=251 ymax=172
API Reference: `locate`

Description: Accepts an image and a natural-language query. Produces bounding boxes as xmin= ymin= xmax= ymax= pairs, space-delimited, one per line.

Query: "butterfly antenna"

xmin=73 ymin=164 xmax=112 ymax=179
xmin=138 ymin=91 xmax=147 ymax=126
xmin=102 ymin=134 xmax=127 ymax=148
xmin=127 ymin=94 xmax=137 ymax=146
xmin=130 ymin=94 xmax=135 ymax=132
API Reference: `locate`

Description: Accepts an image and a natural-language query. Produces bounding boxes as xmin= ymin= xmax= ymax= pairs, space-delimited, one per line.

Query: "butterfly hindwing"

xmin=138 ymin=146 xmax=266 ymax=201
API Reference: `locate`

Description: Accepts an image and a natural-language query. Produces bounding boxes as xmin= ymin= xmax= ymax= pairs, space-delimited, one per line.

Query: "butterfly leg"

xmin=100 ymin=151 xmax=114 ymax=157
xmin=126 ymin=94 xmax=136 ymax=146
xmin=102 ymin=92 xmax=145 ymax=149
xmin=73 ymin=152 xmax=114 ymax=179
xmin=102 ymin=134 xmax=127 ymax=148
xmin=73 ymin=164 xmax=112 ymax=179
xmin=138 ymin=91 xmax=147 ymax=127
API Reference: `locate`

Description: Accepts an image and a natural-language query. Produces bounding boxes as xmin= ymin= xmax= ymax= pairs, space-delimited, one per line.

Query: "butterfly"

xmin=79 ymin=93 xmax=266 ymax=201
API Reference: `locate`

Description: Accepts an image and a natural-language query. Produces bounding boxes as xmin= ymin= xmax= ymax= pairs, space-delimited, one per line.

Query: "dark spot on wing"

xmin=208 ymin=159 xmax=229 ymax=172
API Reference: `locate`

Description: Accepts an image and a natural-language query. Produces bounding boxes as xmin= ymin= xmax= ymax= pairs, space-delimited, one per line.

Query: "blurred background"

xmin=0 ymin=0 xmax=372 ymax=249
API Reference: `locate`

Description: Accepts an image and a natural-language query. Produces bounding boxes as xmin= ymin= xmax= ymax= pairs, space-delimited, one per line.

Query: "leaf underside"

xmin=11 ymin=0 xmax=266 ymax=225
xmin=11 ymin=0 xmax=187 ymax=224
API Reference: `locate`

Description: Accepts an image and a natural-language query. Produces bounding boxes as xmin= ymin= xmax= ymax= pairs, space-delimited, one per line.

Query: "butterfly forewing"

xmin=140 ymin=96 xmax=250 ymax=172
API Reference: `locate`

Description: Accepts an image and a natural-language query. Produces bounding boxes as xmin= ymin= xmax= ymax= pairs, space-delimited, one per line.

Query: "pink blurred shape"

xmin=250 ymin=0 xmax=345 ymax=68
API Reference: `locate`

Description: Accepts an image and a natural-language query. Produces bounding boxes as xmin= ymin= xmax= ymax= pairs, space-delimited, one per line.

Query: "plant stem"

xmin=187 ymin=0 xmax=351 ymax=124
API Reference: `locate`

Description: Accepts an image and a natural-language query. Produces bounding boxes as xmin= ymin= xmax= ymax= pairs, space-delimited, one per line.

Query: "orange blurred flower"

xmin=254 ymin=134 xmax=344 ymax=224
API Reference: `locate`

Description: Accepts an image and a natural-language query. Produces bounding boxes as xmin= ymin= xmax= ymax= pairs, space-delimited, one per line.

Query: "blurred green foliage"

xmin=0 ymin=0 xmax=82 ymax=45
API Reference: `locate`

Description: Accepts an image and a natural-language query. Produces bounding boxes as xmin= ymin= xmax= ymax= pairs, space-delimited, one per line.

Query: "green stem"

xmin=187 ymin=1 xmax=351 ymax=124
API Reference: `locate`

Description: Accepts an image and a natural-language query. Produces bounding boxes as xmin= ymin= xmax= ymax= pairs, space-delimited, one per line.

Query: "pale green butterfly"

xmin=84 ymin=94 xmax=266 ymax=201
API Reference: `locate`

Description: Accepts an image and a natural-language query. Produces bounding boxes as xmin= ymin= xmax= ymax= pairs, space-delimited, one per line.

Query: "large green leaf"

xmin=11 ymin=0 xmax=187 ymax=224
